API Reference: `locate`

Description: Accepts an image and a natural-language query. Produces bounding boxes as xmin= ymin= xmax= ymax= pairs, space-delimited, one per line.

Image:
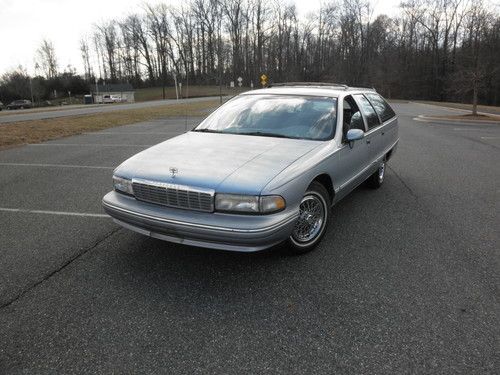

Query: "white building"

xmin=93 ymin=83 xmax=135 ymax=103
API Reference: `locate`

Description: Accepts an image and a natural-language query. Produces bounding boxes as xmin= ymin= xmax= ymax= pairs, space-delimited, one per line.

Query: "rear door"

xmin=353 ymin=94 xmax=382 ymax=170
xmin=365 ymin=92 xmax=398 ymax=157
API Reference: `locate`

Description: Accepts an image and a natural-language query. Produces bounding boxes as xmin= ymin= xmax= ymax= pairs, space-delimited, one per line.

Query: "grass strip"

xmin=0 ymin=100 xmax=219 ymax=148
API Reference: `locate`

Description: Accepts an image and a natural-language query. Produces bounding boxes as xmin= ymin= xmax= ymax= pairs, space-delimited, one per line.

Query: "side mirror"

xmin=346 ymin=128 xmax=364 ymax=142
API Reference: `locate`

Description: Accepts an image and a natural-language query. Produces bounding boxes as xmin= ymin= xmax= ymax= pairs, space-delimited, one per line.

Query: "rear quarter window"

xmin=366 ymin=93 xmax=396 ymax=122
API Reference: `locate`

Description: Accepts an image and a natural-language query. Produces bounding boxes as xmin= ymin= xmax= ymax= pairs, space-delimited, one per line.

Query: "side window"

xmin=366 ymin=93 xmax=396 ymax=122
xmin=354 ymin=94 xmax=380 ymax=130
xmin=342 ymin=95 xmax=365 ymax=142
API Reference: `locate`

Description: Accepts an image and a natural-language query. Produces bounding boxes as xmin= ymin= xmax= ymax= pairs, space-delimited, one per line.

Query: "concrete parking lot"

xmin=0 ymin=103 xmax=498 ymax=373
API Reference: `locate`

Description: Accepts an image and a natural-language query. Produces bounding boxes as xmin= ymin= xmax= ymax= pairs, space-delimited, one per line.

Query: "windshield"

xmin=194 ymin=94 xmax=337 ymax=140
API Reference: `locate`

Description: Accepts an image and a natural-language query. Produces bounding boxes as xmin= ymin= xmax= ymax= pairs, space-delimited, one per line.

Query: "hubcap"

xmin=292 ymin=194 xmax=325 ymax=243
xmin=378 ymin=162 xmax=385 ymax=182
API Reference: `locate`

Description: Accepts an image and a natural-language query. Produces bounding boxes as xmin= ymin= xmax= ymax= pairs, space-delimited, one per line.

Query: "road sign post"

xmin=173 ymin=74 xmax=179 ymax=100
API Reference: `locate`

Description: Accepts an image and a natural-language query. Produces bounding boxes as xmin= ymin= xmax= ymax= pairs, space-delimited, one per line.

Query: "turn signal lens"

xmin=260 ymin=195 xmax=286 ymax=213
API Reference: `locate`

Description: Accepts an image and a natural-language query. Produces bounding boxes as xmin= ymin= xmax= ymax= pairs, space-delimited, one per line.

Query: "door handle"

xmin=366 ymin=139 xmax=371 ymax=144
xmin=381 ymin=131 xmax=385 ymax=135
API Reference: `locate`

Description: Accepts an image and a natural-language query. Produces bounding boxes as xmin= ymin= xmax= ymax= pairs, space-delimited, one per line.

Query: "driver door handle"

xmin=366 ymin=139 xmax=371 ymax=144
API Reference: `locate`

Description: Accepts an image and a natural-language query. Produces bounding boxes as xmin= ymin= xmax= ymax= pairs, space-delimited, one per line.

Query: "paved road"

xmin=0 ymin=103 xmax=498 ymax=374
xmin=0 ymin=96 xmax=221 ymax=124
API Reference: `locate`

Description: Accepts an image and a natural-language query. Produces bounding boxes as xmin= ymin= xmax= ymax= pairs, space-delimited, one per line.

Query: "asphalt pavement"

xmin=0 ymin=103 xmax=498 ymax=374
xmin=0 ymin=96 xmax=221 ymax=124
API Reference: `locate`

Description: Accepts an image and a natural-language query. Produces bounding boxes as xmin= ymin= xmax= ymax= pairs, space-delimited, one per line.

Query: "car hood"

xmin=115 ymin=132 xmax=322 ymax=194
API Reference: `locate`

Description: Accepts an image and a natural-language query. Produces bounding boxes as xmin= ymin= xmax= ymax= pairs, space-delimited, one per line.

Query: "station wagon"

xmin=102 ymin=83 xmax=398 ymax=253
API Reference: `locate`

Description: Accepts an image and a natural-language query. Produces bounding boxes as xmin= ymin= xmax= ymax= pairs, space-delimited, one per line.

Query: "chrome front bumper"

xmin=102 ymin=191 xmax=298 ymax=252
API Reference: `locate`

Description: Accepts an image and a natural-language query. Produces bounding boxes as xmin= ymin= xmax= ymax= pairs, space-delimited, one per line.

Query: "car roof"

xmin=240 ymin=84 xmax=376 ymax=98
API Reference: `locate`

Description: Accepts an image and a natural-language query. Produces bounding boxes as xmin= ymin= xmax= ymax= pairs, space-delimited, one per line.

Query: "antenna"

xmin=185 ymin=68 xmax=189 ymax=133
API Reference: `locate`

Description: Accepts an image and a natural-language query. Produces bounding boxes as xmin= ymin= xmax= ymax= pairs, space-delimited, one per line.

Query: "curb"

xmin=414 ymin=115 xmax=500 ymax=125
xmin=410 ymin=101 xmax=500 ymax=117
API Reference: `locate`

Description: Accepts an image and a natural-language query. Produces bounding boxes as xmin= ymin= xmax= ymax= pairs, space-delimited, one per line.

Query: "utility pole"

xmin=95 ymin=77 xmax=99 ymax=104
xmin=29 ymin=77 xmax=34 ymax=106
xmin=218 ymin=15 xmax=223 ymax=104
xmin=174 ymin=73 xmax=179 ymax=100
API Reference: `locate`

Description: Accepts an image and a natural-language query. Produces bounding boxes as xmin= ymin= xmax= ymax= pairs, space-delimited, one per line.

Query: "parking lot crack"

xmin=387 ymin=164 xmax=418 ymax=199
xmin=0 ymin=227 xmax=121 ymax=310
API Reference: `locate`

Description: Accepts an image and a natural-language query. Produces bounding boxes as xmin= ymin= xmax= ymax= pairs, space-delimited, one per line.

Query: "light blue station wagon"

xmin=103 ymin=83 xmax=399 ymax=253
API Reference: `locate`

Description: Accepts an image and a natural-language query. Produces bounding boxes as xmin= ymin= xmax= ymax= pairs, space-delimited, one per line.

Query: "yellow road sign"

xmin=260 ymin=74 xmax=268 ymax=87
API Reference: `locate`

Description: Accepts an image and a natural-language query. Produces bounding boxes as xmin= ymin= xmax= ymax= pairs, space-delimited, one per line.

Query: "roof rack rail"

xmin=348 ymin=86 xmax=377 ymax=92
xmin=269 ymin=82 xmax=349 ymax=89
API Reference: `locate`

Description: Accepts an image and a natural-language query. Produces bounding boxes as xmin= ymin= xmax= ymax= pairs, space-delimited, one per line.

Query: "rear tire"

xmin=367 ymin=160 xmax=386 ymax=189
xmin=286 ymin=181 xmax=330 ymax=255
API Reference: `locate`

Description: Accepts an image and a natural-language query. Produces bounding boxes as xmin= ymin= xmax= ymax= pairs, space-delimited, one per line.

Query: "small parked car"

xmin=7 ymin=99 xmax=32 ymax=110
xmin=103 ymin=83 xmax=399 ymax=253
xmin=102 ymin=94 xmax=123 ymax=104
xmin=0 ymin=101 xmax=3 ymax=111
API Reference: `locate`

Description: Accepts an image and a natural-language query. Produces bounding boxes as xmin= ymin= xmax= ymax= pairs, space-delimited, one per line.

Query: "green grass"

xmin=0 ymin=99 xmax=219 ymax=148
xmin=135 ymin=85 xmax=249 ymax=102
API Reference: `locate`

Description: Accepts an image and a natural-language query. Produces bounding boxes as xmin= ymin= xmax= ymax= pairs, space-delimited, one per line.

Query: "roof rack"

xmin=269 ymin=82 xmax=349 ymax=89
xmin=348 ymin=86 xmax=377 ymax=92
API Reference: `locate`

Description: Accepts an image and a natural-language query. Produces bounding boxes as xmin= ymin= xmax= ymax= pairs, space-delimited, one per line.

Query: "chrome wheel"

xmin=291 ymin=194 xmax=326 ymax=244
xmin=378 ymin=162 xmax=385 ymax=183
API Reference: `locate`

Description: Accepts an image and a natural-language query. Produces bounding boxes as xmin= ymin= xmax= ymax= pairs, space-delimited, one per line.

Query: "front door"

xmin=334 ymin=95 xmax=371 ymax=200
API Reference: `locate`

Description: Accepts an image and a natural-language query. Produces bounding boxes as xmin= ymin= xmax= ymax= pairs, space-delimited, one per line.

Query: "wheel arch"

xmin=311 ymin=173 xmax=335 ymax=204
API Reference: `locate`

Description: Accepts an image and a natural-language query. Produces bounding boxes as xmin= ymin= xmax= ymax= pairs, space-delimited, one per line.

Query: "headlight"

xmin=215 ymin=194 xmax=259 ymax=213
xmin=113 ymin=176 xmax=134 ymax=195
xmin=215 ymin=194 xmax=285 ymax=214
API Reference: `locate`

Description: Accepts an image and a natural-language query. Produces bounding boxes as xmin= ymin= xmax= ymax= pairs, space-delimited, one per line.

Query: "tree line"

xmin=1 ymin=0 xmax=500 ymax=106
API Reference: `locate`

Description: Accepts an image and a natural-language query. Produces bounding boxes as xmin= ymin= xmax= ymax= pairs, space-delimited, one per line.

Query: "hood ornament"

xmin=169 ymin=167 xmax=178 ymax=178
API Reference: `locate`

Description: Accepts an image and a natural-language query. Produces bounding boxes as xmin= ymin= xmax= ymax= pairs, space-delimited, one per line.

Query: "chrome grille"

xmin=132 ymin=179 xmax=214 ymax=212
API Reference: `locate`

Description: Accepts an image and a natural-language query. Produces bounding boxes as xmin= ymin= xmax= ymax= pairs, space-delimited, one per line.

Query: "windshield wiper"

xmin=237 ymin=131 xmax=299 ymax=139
xmin=192 ymin=129 xmax=300 ymax=139
xmin=191 ymin=128 xmax=221 ymax=133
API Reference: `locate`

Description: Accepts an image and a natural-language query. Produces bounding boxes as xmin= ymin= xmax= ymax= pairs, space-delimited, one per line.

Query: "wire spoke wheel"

xmin=292 ymin=194 xmax=325 ymax=244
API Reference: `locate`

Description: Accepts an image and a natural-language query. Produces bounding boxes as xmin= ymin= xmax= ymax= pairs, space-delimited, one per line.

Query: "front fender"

xmin=261 ymin=143 xmax=340 ymax=212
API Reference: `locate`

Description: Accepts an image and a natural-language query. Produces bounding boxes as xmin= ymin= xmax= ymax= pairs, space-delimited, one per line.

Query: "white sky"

xmin=0 ymin=0 xmax=400 ymax=76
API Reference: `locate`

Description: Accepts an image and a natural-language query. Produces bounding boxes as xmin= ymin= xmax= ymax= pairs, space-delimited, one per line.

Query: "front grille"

xmin=132 ymin=179 xmax=214 ymax=212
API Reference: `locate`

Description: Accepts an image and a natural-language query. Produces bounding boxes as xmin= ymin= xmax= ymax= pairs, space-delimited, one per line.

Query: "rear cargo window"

xmin=366 ymin=93 xmax=396 ymax=122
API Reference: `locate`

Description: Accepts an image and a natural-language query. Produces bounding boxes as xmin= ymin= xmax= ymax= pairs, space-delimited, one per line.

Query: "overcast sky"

xmin=0 ymin=0 xmax=400 ymax=76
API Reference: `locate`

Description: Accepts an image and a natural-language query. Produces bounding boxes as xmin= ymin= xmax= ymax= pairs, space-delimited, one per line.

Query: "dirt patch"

xmin=0 ymin=100 xmax=219 ymax=148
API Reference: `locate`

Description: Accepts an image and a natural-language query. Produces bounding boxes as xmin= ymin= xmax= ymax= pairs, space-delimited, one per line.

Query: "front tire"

xmin=286 ymin=181 xmax=330 ymax=254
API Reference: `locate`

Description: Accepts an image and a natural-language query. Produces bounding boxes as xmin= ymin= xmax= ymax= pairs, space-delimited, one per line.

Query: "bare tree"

xmin=73 ymin=0 xmax=500 ymax=106
xmin=96 ymin=22 xmax=119 ymax=81
xmin=36 ymin=39 xmax=58 ymax=79
xmin=80 ymin=38 xmax=93 ymax=81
